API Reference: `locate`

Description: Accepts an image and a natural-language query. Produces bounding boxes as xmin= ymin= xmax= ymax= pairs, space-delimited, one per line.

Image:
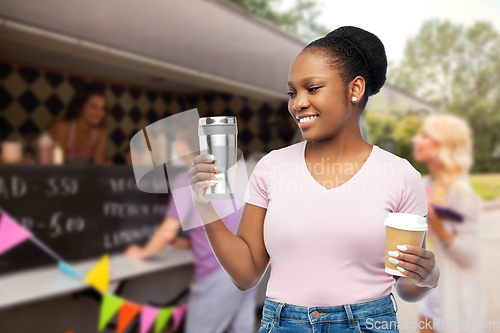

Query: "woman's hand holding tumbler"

xmin=188 ymin=154 xmax=224 ymax=205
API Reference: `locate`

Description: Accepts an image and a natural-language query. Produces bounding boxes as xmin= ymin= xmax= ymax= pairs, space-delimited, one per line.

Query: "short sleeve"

xmin=396 ymin=159 xmax=428 ymax=217
xmin=165 ymin=169 xmax=190 ymax=220
xmin=243 ymin=151 xmax=274 ymax=209
xmin=165 ymin=194 xmax=179 ymax=220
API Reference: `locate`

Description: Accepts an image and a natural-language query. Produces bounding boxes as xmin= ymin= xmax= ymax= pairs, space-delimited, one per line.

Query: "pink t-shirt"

xmin=243 ymin=140 xmax=428 ymax=307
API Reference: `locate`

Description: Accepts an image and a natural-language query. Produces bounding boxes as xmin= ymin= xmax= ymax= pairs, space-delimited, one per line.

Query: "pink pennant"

xmin=0 ymin=212 xmax=32 ymax=256
xmin=140 ymin=305 xmax=160 ymax=333
xmin=172 ymin=304 xmax=187 ymax=331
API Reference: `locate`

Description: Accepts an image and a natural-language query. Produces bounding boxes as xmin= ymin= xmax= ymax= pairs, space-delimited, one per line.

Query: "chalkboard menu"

xmin=0 ymin=165 xmax=185 ymax=274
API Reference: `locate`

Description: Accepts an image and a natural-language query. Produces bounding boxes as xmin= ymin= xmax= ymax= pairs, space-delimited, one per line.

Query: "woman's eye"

xmin=287 ymin=87 xmax=319 ymax=97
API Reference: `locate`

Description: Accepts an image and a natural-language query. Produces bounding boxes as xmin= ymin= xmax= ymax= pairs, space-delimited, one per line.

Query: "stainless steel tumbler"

xmin=198 ymin=116 xmax=238 ymax=201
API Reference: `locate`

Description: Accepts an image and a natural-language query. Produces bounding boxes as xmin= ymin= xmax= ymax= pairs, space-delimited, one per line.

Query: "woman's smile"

xmin=298 ymin=115 xmax=319 ymax=129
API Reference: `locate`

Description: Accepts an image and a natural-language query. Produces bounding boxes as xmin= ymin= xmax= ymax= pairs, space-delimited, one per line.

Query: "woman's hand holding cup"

xmin=388 ymin=244 xmax=439 ymax=288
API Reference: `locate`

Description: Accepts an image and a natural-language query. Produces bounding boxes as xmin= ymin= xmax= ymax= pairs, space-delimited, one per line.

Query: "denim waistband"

xmin=262 ymin=292 xmax=398 ymax=327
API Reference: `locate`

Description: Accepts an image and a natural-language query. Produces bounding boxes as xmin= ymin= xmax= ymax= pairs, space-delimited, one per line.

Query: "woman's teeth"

xmin=299 ymin=115 xmax=318 ymax=123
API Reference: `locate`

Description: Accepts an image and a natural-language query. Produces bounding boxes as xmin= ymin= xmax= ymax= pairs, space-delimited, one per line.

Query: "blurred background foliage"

xmin=388 ymin=19 xmax=500 ymax=174
xmin=226 ymin=0 xmax=330 ymax=41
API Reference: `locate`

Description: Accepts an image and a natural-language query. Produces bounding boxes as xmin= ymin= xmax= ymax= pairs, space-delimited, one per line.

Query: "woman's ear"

xmin=350 ymin=76 xmax=366 ymax=103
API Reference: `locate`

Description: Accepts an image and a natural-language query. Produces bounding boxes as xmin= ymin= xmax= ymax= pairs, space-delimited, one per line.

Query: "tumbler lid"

xmin=199 ymin=116 xmax=237 ymax=126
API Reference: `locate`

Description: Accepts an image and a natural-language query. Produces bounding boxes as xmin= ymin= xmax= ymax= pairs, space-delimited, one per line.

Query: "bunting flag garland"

xmin=31 ymin=235 xmax=63 ymax=261
xmin=155 ymin=307 xmax=174 ymax=333
xmin=0 ymin=208 xmax=187 ymax=333
xmin=0 ymin=211 xmax=32 ymax=256
xmin=98 ymin=293 xmax=125 ymax=331
xmin=84 ymin=254 xmax=110 ymax=293
xmin=140 ymin=305 xmax=161 ymax=333
xmin=117 ymin=301 xmax=142 ymax=333
xmin=171 ymin=303 xmax=188 ymax=331
xmin=58 ymin=260 xmax=85 ymax=279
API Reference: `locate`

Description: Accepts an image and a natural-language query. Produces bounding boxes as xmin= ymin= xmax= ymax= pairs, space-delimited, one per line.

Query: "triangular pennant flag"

xmin=171 ymin=304 xmax=187 ymax=331
xmin=154 ymin=307 xmax=173 ymax=333
xmin=117 ymin=301 xmax=142 ymax=333
xmin=58 ymin=260 xmax=84 ymax=279
xmin=85 ymin=254 xmax=110 ymax=293
xmin=0 ymin=212 xmax=32 ymax=256
xmin=140 ymin=305 xmax=160 ymax=333
xmin=98 ymin=293 xmax=125 ymax=331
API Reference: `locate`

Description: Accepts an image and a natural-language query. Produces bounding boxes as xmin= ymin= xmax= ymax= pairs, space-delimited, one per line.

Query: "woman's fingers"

xmin=188 ymin=155 xmax=221 ymax=179
xmin=188 ymin=154 xmax=221 ymax=205
xmin=189 ymin=165 xmax=222 ymax=186
xmin=189 ymin=154 xmax=216 ymax=170
xmin=391 ymin=251 xmax=434 ymax=272
xmin=389 ymin=244 xmax=437 ymax=285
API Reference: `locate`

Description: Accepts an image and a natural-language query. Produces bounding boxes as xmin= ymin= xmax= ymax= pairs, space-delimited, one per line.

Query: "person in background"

xmin=124 ymin=142 xmax=190 ymax=247
xmin=49 ymin=83 xmax=110 ymax=165
xmin=124 ymin=119 xmax=258 ymax=333
xmin=412 ymin=114 xmax=486 ymax=333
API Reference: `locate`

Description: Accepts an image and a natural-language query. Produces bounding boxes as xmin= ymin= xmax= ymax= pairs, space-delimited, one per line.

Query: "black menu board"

xmin=0 ymin=165 xmax=184 ymax=274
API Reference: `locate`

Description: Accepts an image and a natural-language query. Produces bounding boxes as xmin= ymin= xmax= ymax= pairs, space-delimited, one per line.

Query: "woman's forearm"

xmin=195 ymin=201 xmax=260 ymax=290
xmin=395 ymin=265 xmax=439 ymax=302
xmin=432 ymin=223 xmax=455 ymax=247
xmin=141 ymin=228 xmax=177 ymax=258
xmin=395 ymin=277 xmax=436 ymax=302
xmin=427 ymin=209 xmax=455 ymax=247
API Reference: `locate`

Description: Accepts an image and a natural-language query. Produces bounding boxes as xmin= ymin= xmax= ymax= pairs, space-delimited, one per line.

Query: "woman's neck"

xmin=76 ymin=117 xmax=92 ymax=132
xmin=427 ymin=158 xmax=440 ymax=181
xmin=307 ymin=121 xmax=370 ymax=162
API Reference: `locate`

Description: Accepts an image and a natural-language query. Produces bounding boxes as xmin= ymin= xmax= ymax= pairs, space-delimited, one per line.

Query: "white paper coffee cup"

xmin=384 ymin=213 xmax=427 ymax=277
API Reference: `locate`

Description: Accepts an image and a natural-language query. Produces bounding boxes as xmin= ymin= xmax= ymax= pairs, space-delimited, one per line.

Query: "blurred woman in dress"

xmin=412 ymin=114 xmax=486 ymax=333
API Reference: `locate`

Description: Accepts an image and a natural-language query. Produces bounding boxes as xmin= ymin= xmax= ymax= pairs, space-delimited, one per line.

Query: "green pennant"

xmin=98 ymin=293 xmax=125 ymax=331
xmin=154 ymin=306 xmax=174 ymax=333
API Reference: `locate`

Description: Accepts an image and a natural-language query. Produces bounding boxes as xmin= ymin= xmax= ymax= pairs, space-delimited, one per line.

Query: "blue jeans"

xmin=259 ymin=292 xmax=400 ymax=333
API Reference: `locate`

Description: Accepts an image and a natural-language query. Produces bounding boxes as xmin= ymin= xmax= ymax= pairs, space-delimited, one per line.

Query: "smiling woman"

xmin=188 ymin=26 xmax=439 ymax=333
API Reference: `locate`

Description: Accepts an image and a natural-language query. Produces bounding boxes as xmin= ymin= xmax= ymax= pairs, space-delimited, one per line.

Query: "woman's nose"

xmin=294 ymin=94 xmax=309 ymax=109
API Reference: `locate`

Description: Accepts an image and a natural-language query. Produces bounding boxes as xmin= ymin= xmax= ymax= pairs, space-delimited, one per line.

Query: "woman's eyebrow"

xmin=287 ymin=76 xmax=322 ymax=87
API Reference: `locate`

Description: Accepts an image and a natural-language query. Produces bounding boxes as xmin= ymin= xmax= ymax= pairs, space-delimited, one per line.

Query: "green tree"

xmin=365 ymin=110 xmax=427 ymax=170
xmin=364 ymin=110 xmax=398 ymax=148
xmin=388 ymin=19 xmax=500 ymax=172
xmin=225 ymin=0 xmax=330 ymax=41
xmin=392 ymin=113 xmax=426 ymax=170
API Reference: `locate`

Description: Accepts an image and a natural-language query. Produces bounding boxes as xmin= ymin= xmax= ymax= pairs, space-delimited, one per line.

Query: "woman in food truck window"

xmin=50 ymin=83 xmax=109 ymax=165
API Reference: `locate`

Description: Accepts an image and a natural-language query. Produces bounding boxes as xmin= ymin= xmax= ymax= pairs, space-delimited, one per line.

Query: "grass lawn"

xmin=469 ymin=174 xmax=500 ymax=201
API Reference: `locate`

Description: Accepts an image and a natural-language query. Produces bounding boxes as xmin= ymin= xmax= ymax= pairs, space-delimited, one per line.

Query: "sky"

xmin=279 ymin=0 xmax=500 ymax=64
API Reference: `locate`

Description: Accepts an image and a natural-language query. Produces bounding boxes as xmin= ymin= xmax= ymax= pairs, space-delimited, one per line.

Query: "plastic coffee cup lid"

xmin=384 ymin=212 xmax=427 ymax=231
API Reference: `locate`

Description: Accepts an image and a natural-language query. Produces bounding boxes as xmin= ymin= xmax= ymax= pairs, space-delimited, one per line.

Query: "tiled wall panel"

xmin=0 ymin=60 xmax=295 ymax=163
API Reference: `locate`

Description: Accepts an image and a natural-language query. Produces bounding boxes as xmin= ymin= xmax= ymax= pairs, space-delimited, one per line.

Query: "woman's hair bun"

xmin=326 ymin=26 xmax=387 ymax=96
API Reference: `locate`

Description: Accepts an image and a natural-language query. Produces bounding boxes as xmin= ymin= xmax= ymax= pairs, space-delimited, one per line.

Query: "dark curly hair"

xmin=64 ymin=82 xmax=106 ymax=123
xmin=303 ymin=26 xmax=387 ymax=115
